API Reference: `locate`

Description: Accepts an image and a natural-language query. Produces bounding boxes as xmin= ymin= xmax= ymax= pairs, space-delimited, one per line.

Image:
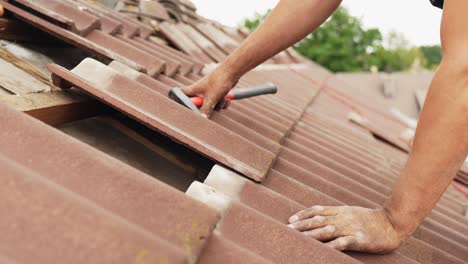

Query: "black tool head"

xmin=168 ymin=87 xmax=201 ymax=113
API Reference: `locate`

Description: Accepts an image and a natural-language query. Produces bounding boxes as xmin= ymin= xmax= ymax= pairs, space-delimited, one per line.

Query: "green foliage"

xmin=243 ymin=10 xmax=270 ymax=32
xmin=295 ymin=7 xmax=384 ymax=72
xmin=420 ymin=45 xmax=442 ymax=70
xmin=369 ymin=31 xmax=420 ymax=72
xmin=243 ymin=7 xmax=441 ymax=72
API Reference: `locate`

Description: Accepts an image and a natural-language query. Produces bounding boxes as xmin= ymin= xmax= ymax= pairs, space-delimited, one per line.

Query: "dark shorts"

xmin=430 ymin=0 xmax=444 ymax=9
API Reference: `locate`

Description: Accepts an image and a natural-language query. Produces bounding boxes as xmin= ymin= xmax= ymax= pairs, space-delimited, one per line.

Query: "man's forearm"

xmin=385 ymin=61 xmax=468 ymax=237
xmin=182 ymin=0 xmax=341 ymax=116
xmin=217 ymin=0 xmax=342 ymax=81
xmin=385 ymin=0 xmax=468 ymax=237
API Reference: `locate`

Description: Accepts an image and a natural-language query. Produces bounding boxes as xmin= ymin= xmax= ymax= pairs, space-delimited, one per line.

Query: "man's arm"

xmin=182 ymin=0 xmax=342 ymax=117
xmin=289 ymin=0 xmax=468 ymax=253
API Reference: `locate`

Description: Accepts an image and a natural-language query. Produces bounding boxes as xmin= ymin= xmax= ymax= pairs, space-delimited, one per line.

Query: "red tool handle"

xmin=190 ymin=93 xmax=233 ymax=107
xmin=190 ymin=83 xmax=277 ymax=107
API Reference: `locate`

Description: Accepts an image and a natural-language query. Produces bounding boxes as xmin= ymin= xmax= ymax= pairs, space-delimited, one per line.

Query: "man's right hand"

xmin=181 ymin=70 xmax=238 ymax=118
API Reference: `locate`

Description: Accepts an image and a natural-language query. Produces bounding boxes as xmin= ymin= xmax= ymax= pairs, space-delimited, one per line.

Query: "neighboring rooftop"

xmin=0 ymin=0 xmax=466 ymax=263
xmin=336 ymin=71 xmax=434 ymax=119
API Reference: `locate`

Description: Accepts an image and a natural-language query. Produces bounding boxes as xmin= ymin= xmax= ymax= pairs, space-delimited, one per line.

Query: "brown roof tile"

xmin=187 ymin=182 xmax=361 ymax=264
xmin=1 ymin=1 xmax=467 ymax=263
xmin=198 ymin=234 xmax=272 ymax=264
xmin=0 ymin=154 xmax=185 ymax=264
xmin=0 ymin=103 xmax=220 ymax=262
xmin=205 ymin=166 xmax=467 ymax=264
xmin=12 ymin=0 xmax=101 ymax=36
xmin=49 ymin=59 xmax=276 ymax=182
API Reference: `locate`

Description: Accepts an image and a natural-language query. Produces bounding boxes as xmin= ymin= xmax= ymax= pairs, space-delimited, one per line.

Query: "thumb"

xmin=180 ymin=84 xmax=199 ymax=97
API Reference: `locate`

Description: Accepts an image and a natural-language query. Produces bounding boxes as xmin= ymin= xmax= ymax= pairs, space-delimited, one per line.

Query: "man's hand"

xmin=181 ymin=0 xmax=341 ymax=117
xmin=288 ymin=206 xmax=408 ymax=254
xmin=181 ymin=70 xmax=238 ymax=118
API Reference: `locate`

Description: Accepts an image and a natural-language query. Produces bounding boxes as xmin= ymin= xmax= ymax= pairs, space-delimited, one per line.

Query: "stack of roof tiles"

xmin=0 ymin=0 xmax=466 ymax=263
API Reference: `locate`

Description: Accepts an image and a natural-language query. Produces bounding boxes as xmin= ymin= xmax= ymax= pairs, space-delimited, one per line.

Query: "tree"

xmin=243 ymin=7 xmax=440 ymax=72
xmin=294 ymin=7 xmax=383 ymax=72
xmin=370 ymin=31 xmax=420 ymax=72
xmin=244 ymin=10 xmax=270 ymax=32
xmin=420 ymin=45 xmax=442 ymax=70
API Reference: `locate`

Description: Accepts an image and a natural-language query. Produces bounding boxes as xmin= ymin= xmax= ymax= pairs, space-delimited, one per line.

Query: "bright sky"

xmin=191 ymin=0 xmax=443 ymax=46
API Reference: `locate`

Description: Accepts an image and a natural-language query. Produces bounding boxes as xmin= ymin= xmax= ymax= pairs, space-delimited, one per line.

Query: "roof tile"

xmin=49 ymin=59 xmax=276 ymax=182
xmin=0 ymin=103 xmax=219 ymax=262
xmin=187 ymin=182 xmax=361 ymax=264
xmin=1 ymin=1 xmax=467 ymax=262
xmin=0 ymin=154 xmax=185 ymax=264
xmin=12 ymin=0 xmax=101 ymax=36
xmin=198 ymin=234 xmax=272 ymax=264
xmin=205 ymin=166 xmax=467 ymax=264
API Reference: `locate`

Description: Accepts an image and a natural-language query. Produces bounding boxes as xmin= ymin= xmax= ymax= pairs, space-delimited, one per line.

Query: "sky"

xmin=191 ymin=0 xmax=443 ymax=46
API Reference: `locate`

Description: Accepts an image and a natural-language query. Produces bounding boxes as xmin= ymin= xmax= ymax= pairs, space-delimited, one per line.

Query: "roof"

xmin=0 ymin=0 xmax=466 ymax=263
xmin=335 ymin=72 xmax=434 ymax=118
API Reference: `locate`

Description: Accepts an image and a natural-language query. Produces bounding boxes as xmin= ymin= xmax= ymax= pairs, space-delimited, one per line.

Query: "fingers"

xmin=199 ymin=97 xmax=217 ymax=118
xmin=303 ymin=225 xmax=337 ymax=241
xmin=221 ymin=99 xmax=231 ymax=109
xmin=180 ymin=85 xmax=198 ymax=97
xmin=288 ymin=206 xmax=354 ymax=249
xmin=289 ymin=214 xmax=356 ymax=250
xmin=214 ymin=98 xmax=230 ymax=111
xmin=288 ymin=215 xmax=328 ymax=231
xmin=180 ymin=74 xmax=235 ymax=117
xmin=180 ymin=85 xmax=222 ymax=118
xmin=289 ymin=206 xmax=338 ymax=223
xmin=326 ymin=236 xmax=357 ymax=251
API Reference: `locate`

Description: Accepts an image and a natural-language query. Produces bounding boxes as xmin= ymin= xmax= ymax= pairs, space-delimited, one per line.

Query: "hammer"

xmin=169 ymin=83 xmax=278 ymax=114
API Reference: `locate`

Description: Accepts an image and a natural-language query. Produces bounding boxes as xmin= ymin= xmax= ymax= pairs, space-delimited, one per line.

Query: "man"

xmin=182 ymin=0 xmax=466 ymax=254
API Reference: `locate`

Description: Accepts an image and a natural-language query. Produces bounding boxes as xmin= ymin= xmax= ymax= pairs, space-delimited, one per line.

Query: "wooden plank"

xmin=0 ymin=89 xmax=106 ymax=125
xmin=0 ymin=45 xmax=51 ymax=85
xmin=0 ymin=58 xmax=50 ymax=94
xmin=0 ymin=89 xmax=86 ymax=111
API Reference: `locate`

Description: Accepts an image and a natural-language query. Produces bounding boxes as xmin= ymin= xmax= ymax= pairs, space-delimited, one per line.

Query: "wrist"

xmin=211 ymin=65 xmax=239 ymax=89
xmin=381 ymin=206 xmax=416 ymax=240
xmin=217 ymin=53 xmax=249 ymax=82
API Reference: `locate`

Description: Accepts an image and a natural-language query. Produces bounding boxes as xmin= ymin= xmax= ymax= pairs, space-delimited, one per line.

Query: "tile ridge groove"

xmin=278 ymin=70 xmax=333 ymax=147
xmin=262 ymin=71 xmax=332 ymax=182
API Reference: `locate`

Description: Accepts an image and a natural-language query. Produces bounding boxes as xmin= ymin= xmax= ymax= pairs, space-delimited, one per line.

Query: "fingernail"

xmin=287 ymin=224 xmax=295 ymax=229
xmin=289 ymin=215 xmax=299 ymax=223
xmin=201 ymin=113 xmax=209 ymax=119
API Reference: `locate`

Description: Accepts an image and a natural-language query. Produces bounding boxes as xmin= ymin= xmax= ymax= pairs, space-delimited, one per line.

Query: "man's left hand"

xmin=288 ymin=206 xmax=407 ymax=254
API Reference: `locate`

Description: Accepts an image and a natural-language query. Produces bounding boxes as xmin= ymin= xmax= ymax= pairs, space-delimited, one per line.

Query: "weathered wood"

xmin=0 ymin=89 xmax=85 ymax=111
xmin=0 ymin=89 xmax=106 ymax=125
xmin=0 ymin=57 xmax=50 ymax=94
xmin=0 ymin=45 xmax=50 ymax=85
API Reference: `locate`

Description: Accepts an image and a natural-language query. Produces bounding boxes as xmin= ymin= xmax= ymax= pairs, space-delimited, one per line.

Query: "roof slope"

xmin=0 ymin=0 xmax=466 ymax=263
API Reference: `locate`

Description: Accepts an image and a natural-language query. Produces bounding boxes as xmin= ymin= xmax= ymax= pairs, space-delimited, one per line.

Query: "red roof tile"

xmin=198 ymin=234 xmax=272 ymax=264
xmin=13 ymin=0 xmax=101 ymax=36
xmin=49 ymin=59 xmax=276 ymax=182
xmin=0 ymin=154 xmax=185 ymax=264
xmin=0 ymin=103 xmax=221 ymax=262
xmin=0 ymin=0 xmax=467 ymax=263
xmin=187 ymin=182 xmax=362 ymax=264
